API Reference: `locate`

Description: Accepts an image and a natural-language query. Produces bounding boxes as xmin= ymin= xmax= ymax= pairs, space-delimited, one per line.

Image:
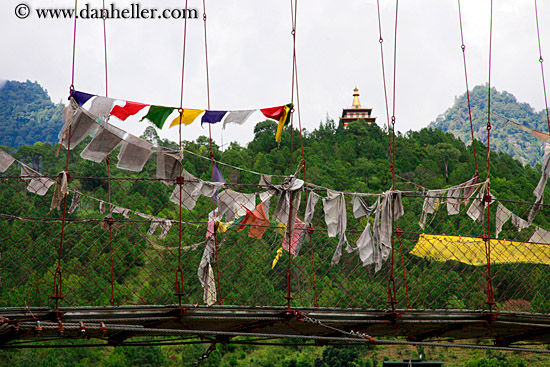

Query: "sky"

xmin=1 ymin=0 xmax=549 ymax=148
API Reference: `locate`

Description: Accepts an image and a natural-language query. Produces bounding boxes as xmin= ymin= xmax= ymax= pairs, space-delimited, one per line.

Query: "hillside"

xmin=430 ymin=85 xmax=549 ymax=166
xmin=0 ymin=80 xmax=64 ymax=148
xmin=1 ymin=81 xmax=550 ymax=366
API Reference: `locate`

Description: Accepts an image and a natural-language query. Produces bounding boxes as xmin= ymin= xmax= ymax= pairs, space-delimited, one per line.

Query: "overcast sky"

xmin=1 ymin=0 xmax=549 ymax=148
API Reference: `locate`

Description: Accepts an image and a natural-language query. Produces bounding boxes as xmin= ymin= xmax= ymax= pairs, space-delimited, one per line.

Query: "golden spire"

xmin=352 ymin=87 xmax=361 ymax=108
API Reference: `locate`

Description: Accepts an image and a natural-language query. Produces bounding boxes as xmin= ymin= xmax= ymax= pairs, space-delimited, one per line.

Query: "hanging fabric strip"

xmin=528 ymin=152 xmax=550 ymax=224
xmin=140 ymin=105 xmax=176 ymax=129
xmin=59 ymin=99 xmax=100 ymax=149
xmin=50 ymin=171 xmax=69 ymax=211
xmin=419 ymin=190 xmax=442 ymax=230
xmin=21 ymin=164 xmax=55 ymax=196
xmin=201 ymin=110 xmax=228 ymax=126
xmin=169 ymin=169 xmax=204 ymax=210
xmin=495 ymin=202 xmax=512 ymax=238
xmin=323 ymin=189 xmax=350 ymax=265
xmin=0 ymin=148 xmax=15 ymax=172
xmin=89 ymin=96 xmax=116 ymax=122
xmin=197 ymin=236 xmax=218 ymax=305
xmin=67 ymin=192 xmax=82 ymax=214
xmin=294 ymin=191 xmax=320 ymax=256
xmin=169 ymin=109 xmax=204 ymax=127
xmin=211 ymin=162 xmax=226 ymax=201
xmin=80 ymin=123 xmax=125 ymax=163
xmin=117 ymin=134 xmax=153 ymax=172
xmin=222 ymin=109 xmax=255 ymax=129
xmin=511 ymin=214 xmax=529 ymax=232
xmin=70 ymin=90 xmax=95 ymax=106
xmin=110 ymin=101 xmax=149 ymax=121
xmin=529 ymin=227 xmax=550 ymax=244
xmin=156 ymin=147 xmax=182 ymax=185
xmin=282 ymin=217 xmax=305 ymax=255
xmin=217 ymin=189 xmax=257 ymax=221
xmin=352 ymin=194 xmax=377 ymax=218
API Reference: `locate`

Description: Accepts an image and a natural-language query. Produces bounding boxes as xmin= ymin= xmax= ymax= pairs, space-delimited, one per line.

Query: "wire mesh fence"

xmin=2 ymin=167 xmax=550 ymax=314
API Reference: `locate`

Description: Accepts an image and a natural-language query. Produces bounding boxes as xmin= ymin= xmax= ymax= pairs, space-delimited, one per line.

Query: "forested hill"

xmin=430 ymin=85 xmax=549 ymax=166
xmin=0 ymin=80 xmax=64 ymax=148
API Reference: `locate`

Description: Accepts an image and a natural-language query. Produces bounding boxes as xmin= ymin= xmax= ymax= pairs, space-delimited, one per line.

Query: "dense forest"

xmin=0 ymin=80 xmax=64 ymax=148
xmin=1 ymin=81 xmax=550 ymax=366
xmin=430 ymin=85 xmax=550 ymax=166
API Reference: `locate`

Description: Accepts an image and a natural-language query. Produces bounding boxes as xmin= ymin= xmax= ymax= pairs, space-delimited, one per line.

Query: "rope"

xmin=535 ymin=0 xmax=550 ymax=134
xmin=202 ymin=0 xmax=223 ymax=305
xmin=102 ymin=0 xmax=108 ymax=98
xmin=484 ymin=0 xmax=495 ymax=311
xmin=386 ymin=0 xmax=399 ymax=311
xmin=457 ymin=0 xmax=479 ymax=174
xmin=70 ymin=0 xmax=78 ymax=90
xmin=174 ymin=0 xmax=190 ymax=309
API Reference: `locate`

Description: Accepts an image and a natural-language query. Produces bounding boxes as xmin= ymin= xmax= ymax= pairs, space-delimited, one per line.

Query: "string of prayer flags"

xmin=223 ymin=110 xmax=255 ymax=129
xmin=110 ymin=101 xmax=149 ymax=121
xmin=169 ymin=109 xmax=204 ymax=127
xmin=140 ymin=106 xmax=176 ymax=129
xmin=70 ymin=90 xmax=95 ymax=106
xmin=201 ymin=110 xmax=228 ymax=127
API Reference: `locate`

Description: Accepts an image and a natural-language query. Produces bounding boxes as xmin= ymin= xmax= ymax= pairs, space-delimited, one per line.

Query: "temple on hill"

xmin=341 ymin=87 xmax=376 ymax=128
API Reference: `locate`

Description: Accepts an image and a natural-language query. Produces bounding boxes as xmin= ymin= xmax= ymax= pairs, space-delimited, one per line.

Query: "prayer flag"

xmin=169 ymin=109 xmax=204 ymax=127
xmin=70 ymin=90 xmax=95 ymax=106
xmin=260 ymin=104 xmax=292 ymax=143
xmin=223 ymin=110 xmax=255 ymax=129
xmin=110 ymin=101 xmax=149 ymax=121
xmin=140 ymin=105 xmax=176 ymax=129
xmin=201 ymin=110 xmax=228 ymax=126
xmin=212 ymin=162 xmax=226 ymax=201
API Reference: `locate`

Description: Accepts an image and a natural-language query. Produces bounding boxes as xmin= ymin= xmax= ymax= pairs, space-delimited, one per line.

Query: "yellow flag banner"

xmin=411 ymin=234 xmax=550 ymax=266
xmin=169 ymin=109 xmax=205 ymax=127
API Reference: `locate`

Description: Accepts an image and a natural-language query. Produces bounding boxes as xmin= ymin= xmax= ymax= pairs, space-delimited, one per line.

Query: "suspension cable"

xmin=457 ymin=0 xmax=479 ymax=174
xmin=535 ymin=0 xmax=550 ymax=133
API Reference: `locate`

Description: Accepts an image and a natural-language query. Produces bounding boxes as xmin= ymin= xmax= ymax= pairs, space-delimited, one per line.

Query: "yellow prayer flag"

xmin=272 ymin=247 xmax=284 ymax=269
xmin=275 ymin=105 xmax=291 ymax=143
xmin=169 ymin=109 xmax=204 ymax=127
xmin=411 ymin=234 xmax=550 ymax=266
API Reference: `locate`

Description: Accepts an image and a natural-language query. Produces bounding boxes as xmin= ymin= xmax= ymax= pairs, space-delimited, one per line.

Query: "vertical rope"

xmin=174 ymin=0 xmax=190 ymax=310
xmin=52 ymin=0 xmax=79 ymax=316
xmin=457 ymin=0 xmax=479 ymax=174
xmin=535 ymin=0 xmax=550 ymax=133
xmin=202 ymin=0 xmax=223 ymax=305
xmin=386 ymin=0 xmax=399 ymax=312
xmin=70 ymin=0 xmax=78 ymax=90
xmin=485 ymin=0 xmax=496 ymax=311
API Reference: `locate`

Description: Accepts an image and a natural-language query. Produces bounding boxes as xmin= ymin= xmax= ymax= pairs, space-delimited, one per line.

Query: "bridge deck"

xmin=1 ymin=306 xmax=550 ymax=348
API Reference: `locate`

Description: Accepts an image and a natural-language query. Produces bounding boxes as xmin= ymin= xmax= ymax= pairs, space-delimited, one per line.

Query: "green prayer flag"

xmin=140 ymin=105 xmax=176 ymax=129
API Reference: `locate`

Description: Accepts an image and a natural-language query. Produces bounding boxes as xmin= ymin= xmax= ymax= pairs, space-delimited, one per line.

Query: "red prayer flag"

xmin=260 ymin=106 xmax=285 ymax=121
xmin=110 ymin=101 xmax=149 ymax=121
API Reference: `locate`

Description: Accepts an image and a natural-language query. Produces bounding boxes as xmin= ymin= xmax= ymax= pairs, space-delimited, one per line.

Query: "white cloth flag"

xmin=222 ymin=110 xmax=255 ymax=129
